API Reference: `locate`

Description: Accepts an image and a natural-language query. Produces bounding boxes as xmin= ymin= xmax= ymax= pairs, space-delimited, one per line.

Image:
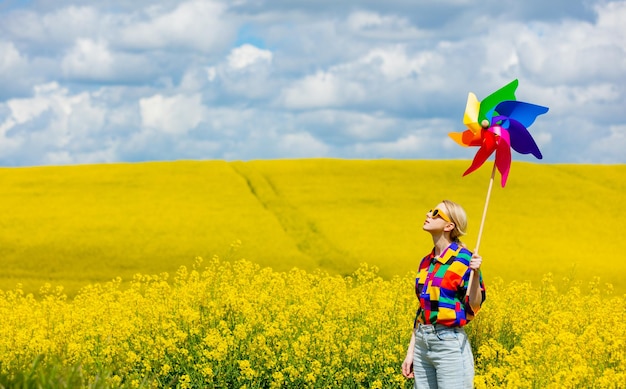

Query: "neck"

xmin=432 ymin=234 xmax=452 ymax=257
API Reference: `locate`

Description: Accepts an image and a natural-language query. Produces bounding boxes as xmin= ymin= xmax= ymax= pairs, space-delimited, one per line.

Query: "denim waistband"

xmin=416 ymin=323 xmax=462 ymax=333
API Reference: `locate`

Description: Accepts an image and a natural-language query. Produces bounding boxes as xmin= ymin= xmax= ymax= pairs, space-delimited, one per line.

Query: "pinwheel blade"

xmin=495 ymin=100 xmax=549 ymax=128
xmin=449 ymin=131 xmax=467 ymax=147
xmin=478 ymin=79 xmax=518 ymax=123
xmin=463 ymin=130 xmax=483 ymax=146
xmin=507 ymin=120 xmax=543 ymax=159
xmin=448 ymin=129 xmax=482 ymax=147
xmin=463 ymin=132 xmax=497 ymax=177
xmin=463 ymin=92 xmax=482 ymax=133
xmin=495 ymin=141 xmax=512 ymax=187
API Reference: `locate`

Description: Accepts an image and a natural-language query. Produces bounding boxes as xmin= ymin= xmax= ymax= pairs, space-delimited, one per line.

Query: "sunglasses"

xmin=429 ymin=207 xmax=452 ymax=222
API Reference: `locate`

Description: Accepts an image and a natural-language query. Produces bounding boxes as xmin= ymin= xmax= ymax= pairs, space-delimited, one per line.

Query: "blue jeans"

xmin=413 ymin=324 xmax=474 ymax=389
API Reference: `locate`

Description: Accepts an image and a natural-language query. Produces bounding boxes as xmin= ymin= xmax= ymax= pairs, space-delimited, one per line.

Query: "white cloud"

xmin=280 ymin=71 xmax=366 ymax=109
xmin=533 ymin=132 xmax=553 ymax=149
xmin=2 ymin=6 xmax=101 ymax=46
xmin=327 ymin=44 xmax=434 ymax=83
xmin=360 ymin=46 xmax=430 ymax=80
xmin=295 ymin=109 xmax=399 ymax=142
xmin=206 ymin=67 xmax=217 ymax=82
xmin=62 ymin=39 xmax=115 ymax=80
xmin=588 ymin=125 xmax=626 ymax=163
xmin=352 ymin=134 xmax=427 ymax=157
xmin=343 ymin=114 xmax=398 ymax=140
xmin=178 ymin=67 xmax=212 ymax=92
xmin=0 ymin=40 xmax=36 ymax=98
xmin=278 ymin=132 xmax=330 ymax=157
xmin=227 ymin=44 xmax=273 ymax=70
xmin=510 ymin=3 xmax=626 ymax=85
xmin=5 ymin=85 xmax=54 ymax=125
xmin=0 ymin=41 xmax=26 ymax=72
xmin=595 ymin=1 xmax=626 ymax=40
xmin=139 ymin=93 xmax=206 ymax=134
xmin=0 ymin=82 xmax=114 ymax=164
xmin=44 ymin=148 xmax=118 ymax=165
xmin=202 ymin=44 xmax=277 ymax=100
xmin=346 ymin=10 xmax=423 ymax=39
xmin=347 ymin=11 xmax=391 ymax=30
xmin=118 ymin=0 xmax=234 ymax=52
xmin=0 ymin=0 xmax=624 ymax=165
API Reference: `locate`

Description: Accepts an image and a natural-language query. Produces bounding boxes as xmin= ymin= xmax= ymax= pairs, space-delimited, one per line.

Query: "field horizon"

xmin=1 ymin=159 xmax=624 ymax=296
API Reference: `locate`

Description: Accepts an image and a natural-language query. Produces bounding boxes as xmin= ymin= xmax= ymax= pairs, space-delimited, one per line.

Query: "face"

xmin=423 ymin=202 xmax=454 ymax=233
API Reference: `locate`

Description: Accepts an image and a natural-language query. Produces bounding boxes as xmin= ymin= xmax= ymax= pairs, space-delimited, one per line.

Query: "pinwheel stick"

xmin=474 ymin=161 xmax=496 ymax=254
xmin=466 ymin=161 xmax=496 ymax=295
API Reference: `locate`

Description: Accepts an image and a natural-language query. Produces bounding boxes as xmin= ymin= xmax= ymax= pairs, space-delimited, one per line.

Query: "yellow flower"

xmin=0 ymin=257 xmax=623 ymax=388
xmin=371 ymin=379 xmax=383 ymax=389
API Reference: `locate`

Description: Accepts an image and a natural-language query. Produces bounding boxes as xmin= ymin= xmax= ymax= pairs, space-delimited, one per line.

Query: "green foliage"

xmin=0 ymin=354 xmax=114 ymax=389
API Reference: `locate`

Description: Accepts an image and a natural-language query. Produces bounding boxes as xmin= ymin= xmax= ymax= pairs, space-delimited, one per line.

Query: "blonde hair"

xmin=442 ymin=199 xmax=468 ymax=243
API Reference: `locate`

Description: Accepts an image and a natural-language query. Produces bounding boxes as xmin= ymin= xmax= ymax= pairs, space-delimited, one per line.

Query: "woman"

xmin=401 ymin=199 xmax=486 ymax=388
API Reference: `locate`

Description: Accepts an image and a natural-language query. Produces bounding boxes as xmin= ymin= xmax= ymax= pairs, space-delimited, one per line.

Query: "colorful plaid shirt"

xmin=414 ymin=242 xmax=486 ymax=327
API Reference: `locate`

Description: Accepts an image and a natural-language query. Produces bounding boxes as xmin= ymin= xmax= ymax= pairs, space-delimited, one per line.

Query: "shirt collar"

xmin=431 ymin=242 xmax=460 ymax=264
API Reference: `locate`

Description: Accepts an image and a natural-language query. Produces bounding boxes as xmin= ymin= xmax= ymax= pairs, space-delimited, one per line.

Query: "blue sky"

xmin=0 ymin=0 xmax=624 ymax=166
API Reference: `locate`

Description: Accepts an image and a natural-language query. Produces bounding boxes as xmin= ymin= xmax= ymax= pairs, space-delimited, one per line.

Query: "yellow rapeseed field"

xmin=1 ymin=160 xmax=625 ymax=386
xmin=0 ymin=257 xmax=623 ymax=388
xmin=247 ymin=160 xmax=626 ymax=292
xmin=0 ymin=161 xmax=313 ymax=295
xmin=1 ymin=160 xmax=624 ymax=295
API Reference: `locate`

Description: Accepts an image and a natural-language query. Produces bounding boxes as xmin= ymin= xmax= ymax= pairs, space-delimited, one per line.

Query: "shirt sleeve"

xmin=462 ymin=268 xmax=486 ymax=317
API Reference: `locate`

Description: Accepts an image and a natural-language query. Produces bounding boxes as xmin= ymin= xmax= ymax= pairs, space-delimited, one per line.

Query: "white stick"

xmin=474 ymin=162 xmax=497 ymax=255
xmin=466 ymin=162 xmax=496 ymax=295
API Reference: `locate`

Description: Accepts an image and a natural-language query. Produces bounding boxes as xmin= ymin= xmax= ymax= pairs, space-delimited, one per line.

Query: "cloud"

xmin=345 ymin=10 xmax=424 ymax=40
xmin=512 ymin=4 xmax=626 ymax=86
xmin=293 ymin=110 xmax=401 ymax=145
xmin=1 ymin=6 xmax=101 ymax=47
xmin=4 ymin=84 xmax=54 ymax=125
xmin=0 ymin=0 xmax=624 ymax=166
xmin=588 ymin=125 xmax=626 ymax=163
xmin=139 ymin=93 xmax=206 ymax=134
xmin=1 ymin=1 xmax=237 ymax=86
xmin=117 ymin=0 xmax=235 ymax=53
xmin=280 ymin=71 xmax=367 ymax=109
xmin=0 ymin=41 xmax=25 ymax=71
xmin=227 ymin=44 xmax=273 ymax=70
xmin=278 ymin=132 xmax=330 ymax=157
xmin=357 ymin=46 xmax=431 ymax=81
xmin=196 ymin=44 xmax=277 ymax=101
xmin=0 ymin=82 xmax=114 ymax=165
xmin=352 ymin=134 xmax=426 ymax=157
xmin=61 ymin=39 xmax=115 ymax=80
xmin=0 ymin=40 xmax=42 ymax=99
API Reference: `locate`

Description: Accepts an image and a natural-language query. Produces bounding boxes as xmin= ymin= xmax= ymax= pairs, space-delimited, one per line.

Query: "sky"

xmin=0 ymin=0 xmax=624 ymax=166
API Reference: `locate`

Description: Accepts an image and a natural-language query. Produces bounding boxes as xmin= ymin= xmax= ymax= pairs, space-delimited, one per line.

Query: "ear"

xmin=444 ymin=222 xmax=455 ymax=233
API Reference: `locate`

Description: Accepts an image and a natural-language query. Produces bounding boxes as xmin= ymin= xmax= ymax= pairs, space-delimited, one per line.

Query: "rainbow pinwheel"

xmin=449 ymin=79 xmax=549 ymax=187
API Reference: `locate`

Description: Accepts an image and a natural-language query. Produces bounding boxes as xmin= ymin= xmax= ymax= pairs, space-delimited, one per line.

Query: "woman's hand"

xmin=469 ymin=253 xmax=482 ymax=271
xmin=468 ymin=253 xmax=483 ymax=312
xmin=401 ymin=353 xmax=414 ymax=378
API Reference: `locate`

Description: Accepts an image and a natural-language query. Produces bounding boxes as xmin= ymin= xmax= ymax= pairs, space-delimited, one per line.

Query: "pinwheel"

xmin=449 ymin=79 xmax=549 ymax=187
xmin=449 ymin=80 xmax=549 ymax=291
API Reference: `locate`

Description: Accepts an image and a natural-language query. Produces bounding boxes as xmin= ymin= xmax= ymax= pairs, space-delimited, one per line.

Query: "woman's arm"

xmin=402 ymin=330 xmax=416 ymax=378
xmin=468 ymin=253 xmax=483 ymax=313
